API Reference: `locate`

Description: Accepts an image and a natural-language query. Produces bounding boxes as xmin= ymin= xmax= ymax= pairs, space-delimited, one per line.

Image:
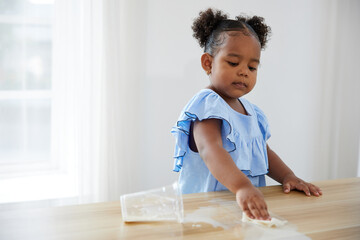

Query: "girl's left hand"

xmin=282 ymin=174 xmax=322 ymax=197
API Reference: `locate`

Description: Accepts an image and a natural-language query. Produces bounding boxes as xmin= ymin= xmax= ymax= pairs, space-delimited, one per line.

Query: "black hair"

xmin=192 ymin=8 xmax=271 ymax=55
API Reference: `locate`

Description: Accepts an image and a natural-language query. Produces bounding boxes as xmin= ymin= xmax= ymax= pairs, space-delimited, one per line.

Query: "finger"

xmin=282 ymin=182 xmax=292 ymax=193
xmin=309 ymin=184 xmax=320 ymax=196
xmin=315 ymin=185 xmax=323 ymax=195
xmin=297 ymin=183 xmax=311 ymax=196
xmin=248 ymin=202 xmax=262 ymax=220
xmin=243 ymin=209 xmax=255 ymax=219
xmin=258 ymin=206 xmax=271 ymax=220
xmin=253 ymin=200 xmax=270 ymax=220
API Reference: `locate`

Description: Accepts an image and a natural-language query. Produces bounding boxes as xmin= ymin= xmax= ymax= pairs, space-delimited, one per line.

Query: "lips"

xmin=232 ymin=82 xmax=247 ymax=89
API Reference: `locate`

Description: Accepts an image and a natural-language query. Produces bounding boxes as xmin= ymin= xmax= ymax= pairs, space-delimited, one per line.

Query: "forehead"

xmin=217 ymin=31 xmax=261 ymax=58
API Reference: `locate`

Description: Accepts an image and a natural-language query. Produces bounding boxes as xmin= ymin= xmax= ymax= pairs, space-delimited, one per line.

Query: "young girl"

xmin=171 ymin=8 xmax=322 ymax=220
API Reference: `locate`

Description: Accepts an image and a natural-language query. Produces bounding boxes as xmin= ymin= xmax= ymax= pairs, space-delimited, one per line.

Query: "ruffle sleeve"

xmin=252 ymin=103 xmax=271 ymax=141
xmin=171 ymin=90 xmax=236 ymax=172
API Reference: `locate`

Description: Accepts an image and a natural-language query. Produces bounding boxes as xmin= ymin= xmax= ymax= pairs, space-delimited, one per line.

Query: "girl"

xmin=171 ymin=8 xmax=322 ymax=220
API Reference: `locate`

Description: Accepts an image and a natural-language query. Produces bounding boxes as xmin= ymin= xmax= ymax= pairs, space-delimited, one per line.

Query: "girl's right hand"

xmin=236 ymin=184 xmax=270 ymax=220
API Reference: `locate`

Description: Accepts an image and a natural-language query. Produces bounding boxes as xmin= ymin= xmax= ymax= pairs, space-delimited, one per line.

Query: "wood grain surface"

xmin=0 ymin=178 xmax=359 ymax=239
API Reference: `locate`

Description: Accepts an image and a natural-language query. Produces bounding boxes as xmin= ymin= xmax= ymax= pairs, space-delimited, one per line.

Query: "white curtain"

xmin=51 ymin=0 xmax=144 ymax=204
xmin=317 ymin=0 xmax=360 ymax=179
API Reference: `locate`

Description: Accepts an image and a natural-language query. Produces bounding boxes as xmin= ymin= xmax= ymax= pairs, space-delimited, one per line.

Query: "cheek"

xmin=251 ymin=72 xmax=258 ymax=80
xmin=249 ymin=74 xmax=257 ymax=86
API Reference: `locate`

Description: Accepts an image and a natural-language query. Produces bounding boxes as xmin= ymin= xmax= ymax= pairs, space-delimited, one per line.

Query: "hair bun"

xmin=242 ymin=16 xmax=271 ymax=49
xmin=192 ymin=8 xmax=228 ymax=48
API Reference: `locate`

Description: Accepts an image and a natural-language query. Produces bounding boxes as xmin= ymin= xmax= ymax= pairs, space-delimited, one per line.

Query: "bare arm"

xmin=266 ymin=145 xmax=294 ymax=183
xmin=193 ymin=119 xmax=270 ymax=220
xmin=267 ymin=145 xmax=322 ymax=196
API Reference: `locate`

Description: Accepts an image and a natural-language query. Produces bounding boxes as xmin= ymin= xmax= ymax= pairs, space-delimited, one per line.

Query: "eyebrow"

xmin=227 ymin=53 xmax=260 ymax=63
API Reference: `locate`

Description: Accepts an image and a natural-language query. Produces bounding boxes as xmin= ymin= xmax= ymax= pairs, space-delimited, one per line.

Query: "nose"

xmin=237 ymin=64 xmax=249 ymax=77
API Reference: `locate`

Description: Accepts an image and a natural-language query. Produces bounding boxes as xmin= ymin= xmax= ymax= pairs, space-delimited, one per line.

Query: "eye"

xmin=227 ymin=61 xmax=239 ymax=67
xmin=249 ymin=66 xmax=257 ymax=72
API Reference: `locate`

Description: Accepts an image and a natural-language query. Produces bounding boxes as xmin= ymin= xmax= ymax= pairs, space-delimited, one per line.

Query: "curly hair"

xmin=192 ymin=8 xmax=271 ymax=55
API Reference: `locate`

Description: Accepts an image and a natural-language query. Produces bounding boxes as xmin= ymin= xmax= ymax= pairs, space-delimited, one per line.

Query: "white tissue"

xmin=242 ymin=214 xmax=288 ymax=228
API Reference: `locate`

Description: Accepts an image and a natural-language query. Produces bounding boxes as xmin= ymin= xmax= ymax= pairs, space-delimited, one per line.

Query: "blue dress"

xmin=171 ymin=89 xmax=271 ymax=194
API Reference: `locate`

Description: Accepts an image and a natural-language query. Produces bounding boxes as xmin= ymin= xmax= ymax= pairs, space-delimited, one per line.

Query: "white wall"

xmin=135 ymin=0 xmax=360 ymax=190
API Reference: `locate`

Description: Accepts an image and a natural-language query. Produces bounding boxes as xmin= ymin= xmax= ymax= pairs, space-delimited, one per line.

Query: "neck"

xmin=206 ymin=85 xmax=240 ymax=104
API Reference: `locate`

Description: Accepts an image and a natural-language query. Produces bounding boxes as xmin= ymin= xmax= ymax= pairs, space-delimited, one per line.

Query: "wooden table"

xmin=0 ymin=178 xmax=359 ymax=239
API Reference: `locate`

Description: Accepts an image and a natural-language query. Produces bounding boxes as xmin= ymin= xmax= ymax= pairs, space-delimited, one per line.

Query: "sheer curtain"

xmin=51 ymin=0 xmax=144 ymax=204
xmin=317 ymin=0 xmax=360 ymax=179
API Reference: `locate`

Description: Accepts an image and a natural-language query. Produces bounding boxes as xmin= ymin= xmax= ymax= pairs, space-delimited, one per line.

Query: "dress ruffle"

xmin=171 ymin=91 xmax=236 ymax=172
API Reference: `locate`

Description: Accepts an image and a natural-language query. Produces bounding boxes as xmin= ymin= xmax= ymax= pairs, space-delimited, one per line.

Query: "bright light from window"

xmin=27 ymin=56 xmax=44 ymax=77
xmin=28 ymin=0 xmax=54 ymax=5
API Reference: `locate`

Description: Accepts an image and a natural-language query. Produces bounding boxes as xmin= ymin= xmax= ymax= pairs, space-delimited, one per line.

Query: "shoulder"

xmin=174 ymin=89 xmax=231 ymax=131
xmin=240 ymin=98 xmax=267 ymax=119
xmin=240 ymin=98 xmax=271 ymax=140
xmin=181 ymin=89 xmax=228 ymax=116
xmin=252 ymin=103 xmax=267 ymax=119
xmin=187 ymin=89 xmax=225 ymax=105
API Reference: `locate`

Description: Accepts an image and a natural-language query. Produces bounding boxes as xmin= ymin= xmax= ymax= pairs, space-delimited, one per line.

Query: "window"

xmin=0 ymin=0 xmax=53 ymax=177
xmin=0 ymin=0 xmax=77 ymax=204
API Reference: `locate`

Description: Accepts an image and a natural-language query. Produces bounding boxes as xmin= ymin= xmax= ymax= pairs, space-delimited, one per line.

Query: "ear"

xmin=201 ymin=53 xmax=213 ymax=74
